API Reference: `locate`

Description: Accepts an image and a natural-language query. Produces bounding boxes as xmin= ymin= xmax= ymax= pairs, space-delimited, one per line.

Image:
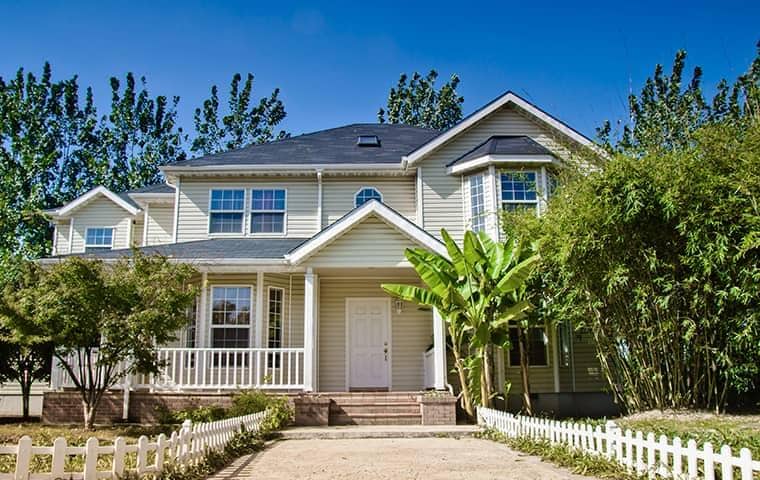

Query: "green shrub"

xmin=228 ymin=390 xmax=275 ymax=417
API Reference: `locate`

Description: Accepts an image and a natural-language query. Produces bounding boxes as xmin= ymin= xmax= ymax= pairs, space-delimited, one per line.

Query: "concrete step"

xmin=330 ymin=412 xmax=422 ymax=426
xmin=330 ymin=403 xmax=420 ymax=415
xmin=280 ymin=425 xmax=479 ymax=440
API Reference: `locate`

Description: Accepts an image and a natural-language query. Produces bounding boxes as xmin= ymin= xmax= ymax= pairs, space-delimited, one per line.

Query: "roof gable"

xmin=286 ymin=200 xmax=447 ymax=265
xmin=53 ymin=186 xmax=141 ymax=217
xmin=402 ymin=91 xmax=597 ymax=166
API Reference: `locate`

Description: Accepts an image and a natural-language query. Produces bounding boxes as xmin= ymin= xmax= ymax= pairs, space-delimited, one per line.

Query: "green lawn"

xmin=0 ymin=422 xmax=173 ymax=446
xmin=613 ymin=411 xmax=760 ymax=457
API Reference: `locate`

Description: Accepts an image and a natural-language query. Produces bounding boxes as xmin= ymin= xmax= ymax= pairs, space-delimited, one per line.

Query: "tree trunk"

xmin=452 ymin=349 xmax=475 ymax=418
xmin=83 ymin=401 xmax=97 ymax=430
xmin=20 ymin=379 xmax=31 ymax=421
xmin=518 ymin=328 xmax=533 ymax=416
xmin=482 ymin=345 xmax=495 ymax=407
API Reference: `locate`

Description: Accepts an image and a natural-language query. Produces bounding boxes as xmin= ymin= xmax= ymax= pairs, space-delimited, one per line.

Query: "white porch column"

xmin=304 ymin=268 xmax=319 ymax=391
xmin=197 ymin=272 xmax=208 ymax=347
xmin=432 ymin=308 xmax=447 ymax=390
xmin=255 ymin=272 xmax=265 ymax=348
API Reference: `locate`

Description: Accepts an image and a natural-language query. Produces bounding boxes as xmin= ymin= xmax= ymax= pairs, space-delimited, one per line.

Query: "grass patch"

xmin=0 ymin=423 xmax=172 ymax=445
xmin=580 ymin=411 xmax=760 ymax=458
xmin=477 ymin=429 xmax=639 ymax=479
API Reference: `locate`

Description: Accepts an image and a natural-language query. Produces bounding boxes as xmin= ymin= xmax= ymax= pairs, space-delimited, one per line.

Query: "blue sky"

xmin=1 ymin=1 xmax=758 ymax=141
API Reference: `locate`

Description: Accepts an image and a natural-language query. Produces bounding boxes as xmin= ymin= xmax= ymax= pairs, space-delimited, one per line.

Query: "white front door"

xmin=347 ymin=298 xmax=390 ymax=390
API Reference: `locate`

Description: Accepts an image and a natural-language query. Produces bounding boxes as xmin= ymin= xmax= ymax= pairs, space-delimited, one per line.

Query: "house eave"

xmin=446 ymin=154 xmax=559 ymax=175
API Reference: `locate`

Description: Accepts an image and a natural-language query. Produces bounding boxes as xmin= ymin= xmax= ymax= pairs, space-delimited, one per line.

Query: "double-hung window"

xmin=209 ymin=189 xmax=245 ymax=234
xmin=500 ymin=171 xmax=539 ymax=213
xmin=85 ymin=227 xmax=114 ymax=248
xmin=251 ymin=189 xmax=286 ymax=234
xmin=468 ymin=174 xmax=486 ymax=232
xmin=211 ymin=287 xmax=252 ymax=349
xmin=508 ymin=326 xmax=549 ymax=367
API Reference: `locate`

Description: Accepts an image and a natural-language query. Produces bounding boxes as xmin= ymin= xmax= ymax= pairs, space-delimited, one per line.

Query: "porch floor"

xmin=280 ymin=424 xmax=478 ymax=440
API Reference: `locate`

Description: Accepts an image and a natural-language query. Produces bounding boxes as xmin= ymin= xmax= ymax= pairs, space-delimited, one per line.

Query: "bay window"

xmin=500 ymin=171 xmax=539 ymax=213
xmin=468 ymin=174 xmax=486 ymax=232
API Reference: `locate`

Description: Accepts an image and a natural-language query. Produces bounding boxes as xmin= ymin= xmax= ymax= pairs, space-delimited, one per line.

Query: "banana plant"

xmin=382 ymin=228 xmax=539 ymax=417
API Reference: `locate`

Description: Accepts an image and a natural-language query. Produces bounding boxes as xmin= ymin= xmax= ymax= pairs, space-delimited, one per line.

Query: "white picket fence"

xmin=0 ymin=410 xmax=267 ymax=480
xmin=478 ymin=407 xmax=760 ymax=480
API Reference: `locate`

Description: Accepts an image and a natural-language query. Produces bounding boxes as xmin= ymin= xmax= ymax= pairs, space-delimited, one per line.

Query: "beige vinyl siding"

xmin=53 ymin=220 xmax=71 ymax=255
xmin=322 ymin=176 xmax=416 ymax=226
xmin=420 ymin=105 xmax=571 ymax=243
xmin=303 ymin=215 xmax=420 ymax=268
xmin=176 ymin=177 xmax=318 ymax=242
xmin=70 ymin=198 xmax=134 ymax=253
xmin=145 ymin=204 xmax=174 ymax=245
xmin=318 ymin=277 xmax=431 ymax=392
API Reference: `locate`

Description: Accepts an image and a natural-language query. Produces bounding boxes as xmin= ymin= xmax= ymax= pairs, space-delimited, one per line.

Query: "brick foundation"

xmin=293 ymin=395 xmax=331 ymax=426
xmin=417 ymin=394 xmax=457 ymax=425
xmin=42 ymin=391 xmax=124 ymax=424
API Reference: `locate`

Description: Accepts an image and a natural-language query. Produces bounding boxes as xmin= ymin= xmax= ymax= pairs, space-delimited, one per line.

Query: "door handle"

xmin=384 ymin=347 xmax=388 ymax=361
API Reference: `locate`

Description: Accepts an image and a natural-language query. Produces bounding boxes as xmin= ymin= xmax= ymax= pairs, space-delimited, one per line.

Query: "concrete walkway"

xmin=210 ymin=436 xmax=597 ymax=479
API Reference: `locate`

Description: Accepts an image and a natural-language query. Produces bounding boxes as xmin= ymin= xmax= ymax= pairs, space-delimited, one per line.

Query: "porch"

xmin=49 ymin=268 xmax=448 ymax=394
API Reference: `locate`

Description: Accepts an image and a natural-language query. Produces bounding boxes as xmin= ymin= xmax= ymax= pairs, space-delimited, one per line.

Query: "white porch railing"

xmin=478 ymin=407 xmax=760 ymax=479
xmin=51 ymin=348 xmax=305 ymax=391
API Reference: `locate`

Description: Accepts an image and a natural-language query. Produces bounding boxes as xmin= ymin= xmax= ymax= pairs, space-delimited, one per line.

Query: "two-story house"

xmin=41 ymin=91 xmax=615 ymax=425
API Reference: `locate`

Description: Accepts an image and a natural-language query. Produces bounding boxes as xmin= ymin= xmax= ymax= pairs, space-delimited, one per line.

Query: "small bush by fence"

xmin=478 ymin=407 xmax=760 ymax=480
xmin=0 ymin=411 xmax=266 ymax=480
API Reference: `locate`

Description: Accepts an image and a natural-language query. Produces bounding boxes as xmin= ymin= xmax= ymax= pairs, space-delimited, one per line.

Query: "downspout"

xmin=316 ymin=170 xmax=323 ymax=231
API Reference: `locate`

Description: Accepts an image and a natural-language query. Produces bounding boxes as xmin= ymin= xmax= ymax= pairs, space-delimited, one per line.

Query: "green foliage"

xmin=535 ymin=118 xmax=760 ymax=413
xmin=598 ymin=45 xmax=759 ymax=155
xmin=0 ymin=63 xmax=185 ymax=265
xmin=0 ymin=259 xmax=53 ymax=419
xmin=377 ymin=70 xmax=464 ymax=130
xmin=191 ymin=73 xmax=288 ymax=155
xmin=382 ymin=229 xmax=538 ymax=416
xmin=477 ymin=429 xmax=638 ymax=479
xmin=156 ymin=390 xmax=293 ymax=433
xmin=3 ymin=252 xmax=197 ymax=428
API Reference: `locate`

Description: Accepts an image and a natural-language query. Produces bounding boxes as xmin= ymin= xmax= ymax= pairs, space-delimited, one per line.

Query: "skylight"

xmin=356 ymin=135 xmax=380 ymax=147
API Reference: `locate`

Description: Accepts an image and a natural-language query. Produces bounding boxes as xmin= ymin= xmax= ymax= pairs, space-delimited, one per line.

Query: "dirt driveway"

xmin=214 ymin=437 xmax=596 ymax=479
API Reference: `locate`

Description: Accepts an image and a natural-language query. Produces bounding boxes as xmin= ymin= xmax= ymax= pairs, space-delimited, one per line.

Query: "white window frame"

xmin=266 ymin=286 xmax=284 ymax=349
xmin=209 ymin=285 xmax=254 ymax=349
xmin=84 ymin=227 xmax=115 ymax=248
xmin=499 ymin=169 xmax=540 ymax=215
xmin=468 ymin=174 xmax=486 ymax=232
xmin=353 ymin=186 xmax=383 ymax=208
xmin=506 ymin=324 xmax=550 ymax=368
xmin=208 ymin=188 xmax=246 ymax=236
xmin=250 ymin=188 xmax=287 ymax=237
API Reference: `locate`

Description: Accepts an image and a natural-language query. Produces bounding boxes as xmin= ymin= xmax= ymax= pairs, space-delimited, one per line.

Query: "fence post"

xmin=720 ymin=445 xmax=733 ymax=480
xmin=14 ymin=436 xmax=32 ymax=480
xmin=51 ymin=437 xmax=67 ymax=478
xmin=703 ymin=442 xmax=715 ymax=480
xmin=112 ymin=437 xmax=126 ymax=477
xmin=83 ymin=437 xmax=99 ymax=480
xmin=738 ymin=448 xmax=753 ymax=480
xmin=136 ymin=435 xmax=148 ymax=474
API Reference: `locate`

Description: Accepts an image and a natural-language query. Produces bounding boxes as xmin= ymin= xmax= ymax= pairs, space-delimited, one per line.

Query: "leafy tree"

xmin=598 ymin=44 xmax=760 ymax=155
xmin=0 ymin=259 xmax=53 ymax=420
xmin=191 ymin=73 xmax=288 ymax=155
xmin=4 ymin=252 xmax=197 ymax=428
xmin=383 ymin=229 xmax=538 ymax=416
xmin=97 ymin=73 xmax=186 ymax=192
xmin=535 ymin=117 xmax=760 ymax=413
xmin=377 ymin=70 xmax=464 ymax=130
xmin=0 ymin=64 xmax=185 ymax=265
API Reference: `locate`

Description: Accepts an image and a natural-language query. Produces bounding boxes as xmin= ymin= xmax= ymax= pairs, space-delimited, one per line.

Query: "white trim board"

xmin=402 ymin=91 xmax=599 ymax=167
xmin=285 ymin=200 xmax=448 ymax=264
xmin=55 ymin=186 xmax=140 ymax=217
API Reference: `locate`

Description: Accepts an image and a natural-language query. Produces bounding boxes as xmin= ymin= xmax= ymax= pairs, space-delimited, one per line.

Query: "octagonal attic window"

xmin=354 ymin=187 xmax=383 ymax=207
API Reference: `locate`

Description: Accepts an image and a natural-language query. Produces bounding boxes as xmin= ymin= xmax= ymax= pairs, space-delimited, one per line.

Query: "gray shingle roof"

xmin=49 ymin=238 xmax=309 ymax=260
xmin=447 ymin=136 xmax=554 ymax=167
xmin=170 ymin=124 xmax=439 ymax=167
xmin=114 ymin=184 xmax=176 ymax=209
